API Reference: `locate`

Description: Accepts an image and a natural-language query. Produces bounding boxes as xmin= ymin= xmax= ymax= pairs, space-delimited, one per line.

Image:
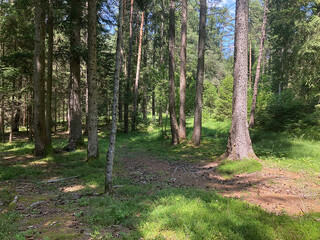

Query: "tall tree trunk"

xmin=158 ymin=0 xmax=164 ymax=127
xmin=118 ymin=0 xmax=126 ymax=123
xmin=191 ymin=0 xmax=206 ymax=146
xmin=124 ymin=0 xmax=134 ymax=133
xmin=87 ymin=0 xmax=99 ymax=160
xmin=142 ymin=13 xmax=149 ymax=122
xmin=105 ymin=0 xmax=124 ymax=194
xmin=65 ymin=0 xmax=83 ymax=151
xmin=249 ymin=36 xmax=252 ymax=88
xmin=46 ymin=0 xmax=53 ymax=146
xmin=179 ymin=0 xmax=187 ymax=141
xmin=33 ymin=0 xmax=49 ymax=156
xmin=249 ymin=0 xmax=268 ymax=128
xmin=132 ymin=11 xmax=145 ymax=131
xmin=169 ymin=0 xmax=179 ymax=145
xmin=223 ymin=0 xmax=256 ymax=160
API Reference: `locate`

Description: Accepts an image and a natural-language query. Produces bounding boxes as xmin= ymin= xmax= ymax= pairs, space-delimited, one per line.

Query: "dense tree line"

xmin=0 ymin=0 xmax=320 ymax=191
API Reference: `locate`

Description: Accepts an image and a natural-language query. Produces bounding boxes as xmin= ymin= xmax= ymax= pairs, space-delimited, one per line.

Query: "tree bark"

xmin=124 ymin=0 xmax=134 ymax=134
xmin=179 ymin=0 xmax=187 ymax=141
xmin=46 ymin=0 xmax=53 ymax=146
xmin=191 ymin=0 xmax=206 ymax=146
xmin=142 ymin=13 xmax=149 ymax=122
xmin=249 ymin=0 xmax=268 ymax=128
xmin=33 ymin=0 xmax=49 ymax=156
xmin=65 ymin=0 xmax=84 ymax=151
xmin=131 ymin=11 xmax=145 ymax=132
xmin=168 ymin=0 xmax=179 ymax=145
xmin=87 ymin=0 xmax=99 ymax=160
xmin=223 ymin=0 xmax=257 ymax=160
xmin=105 ymin=0 xmax=124 ymax=194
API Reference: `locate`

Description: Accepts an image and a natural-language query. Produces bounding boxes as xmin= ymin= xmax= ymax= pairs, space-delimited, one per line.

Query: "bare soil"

xmin=121 ymin=148 xmax=320 ymax=216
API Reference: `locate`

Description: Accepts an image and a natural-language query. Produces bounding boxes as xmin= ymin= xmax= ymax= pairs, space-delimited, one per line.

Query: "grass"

xmin=1 ymin=119 xmax=320 ymax=239
xmin=81 ymin=186 xmax=320 ymax=240
xmin=216 ymin=159 xmax=263 ymax=178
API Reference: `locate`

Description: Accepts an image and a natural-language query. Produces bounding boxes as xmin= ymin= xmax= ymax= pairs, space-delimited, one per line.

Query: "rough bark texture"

xmin=223 ymin=0 xmax=256 ymax=160
xmin=87 ymin=0 xmax=99 ymax=160
xmin=65 ymin=0 xmax=83 ymax=151
xmin=46 ymin=0 xmax=53 ymax=146
xmin=131 ymin=11 xmax=145 ymax=132
xmin=249 ymin=0 xmax=268 ymax=128
xmin=191 ymin=0 xmax=206 ymax=146
xmin=105 ymin=0 xmax=123 ymax=194
xmin=124 ymin=0 xmax=134 ymax=134
xmin=179 ymin=0 xmax=187 ymax=141
xmin=168 ymin=0 xmax=179 ymax=145
xmin=33 ymin=0 xmax=49 ymax=156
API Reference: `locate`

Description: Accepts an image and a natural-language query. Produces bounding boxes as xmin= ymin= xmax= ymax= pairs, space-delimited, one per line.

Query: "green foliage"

xmin=214 ymin=75 xmax=233 ymax=121
xmin=257 ymin=89 xmax=315 ymax=131
xmin=0 ymin=211 xmax=21 ymax=240
xmin=217 ymin=159 xmax=263 ymax=178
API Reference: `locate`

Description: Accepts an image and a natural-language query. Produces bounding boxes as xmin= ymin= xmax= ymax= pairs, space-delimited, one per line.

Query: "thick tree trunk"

xmin=105 ymin=0 xmax=124 ymax=194
xmin=249 ymin=0 xmax=268 ymax=128
xmin=191 ymin=0 xmax=206 ymax=146
xmin=179 ymin=0 xmax=187 ymax=141
xmin=46 ymin=0 xmax=53 ymax=146
xmin=65 ymin=0 xmax=84 ymax=151
xmin=124 ymin=0 xmax=134 ymax=133
xmin=34 ymin=0 xmax=49 ymax=156
xmin=131 ymin=11 xmax=145 ymax=132
xmin=87 ymin=0 xmax=99 ymax=160
xmin=223 ymin=0 xmax=256 ymax=160
xmin=168 ymin=0 xmax=179 ymax=145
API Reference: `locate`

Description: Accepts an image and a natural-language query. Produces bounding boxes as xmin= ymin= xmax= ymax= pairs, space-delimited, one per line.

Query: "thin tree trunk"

xmin=118 ymin=0 xmax=126 ymax=123
xmin=87 ymin=0 xmax=99 ymax=160
xmin=249 ymin=36 xmax=252 ymax=88
xmin=46 ymin=0 xmax=53 ymax=146
xmin=222 ymin=0 xmax=256 ymax=160
xmin=65 ymin=0 xmax=84 ymax=151
xmin=191 ymin=0 xmax=206 ymax=146
xmin=54 ymin=88 xmax=57 ymax=132
xmin=142 ymin=13 xmax=149 ymax=122
xmin=249 ymin=0 xmax=268 ymax=128
xmin=132 ymin=11 xmax=145 ymax=131
xmin=105 ymin=0 xmax=124 ymax=194
xmin=168 ymin=0 xmax=179 ymax=145
xmin=124 ymin=0 xmax=134 ymax=134
xmin=34 ymin=0 xmax=49 ymax=156
xmin=179 ymin=0 xmax=187 ymax=141
xmin=158 ymin=0 xmax=164 ymax=127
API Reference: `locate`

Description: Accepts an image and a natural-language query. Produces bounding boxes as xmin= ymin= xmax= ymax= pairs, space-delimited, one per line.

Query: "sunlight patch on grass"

xmin=217 ymin=159 xmax=263 ymax=178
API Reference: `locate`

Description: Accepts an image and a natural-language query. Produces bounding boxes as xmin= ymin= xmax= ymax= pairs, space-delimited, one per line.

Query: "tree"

xmin=168 ymin=0 xmax=179 ymax=145
xmin=179 ymin=0 xmax=187 ymax=141
xmin=87 ymin=0 xmax=99 ymax=160
xmin=249 ymin=0 xmax=268 ymax=128
xmin=222 ymin=0 xmax=256 ymax=160
xmin=65 ymin=0 xmax=84 ymax=151
xmin=191 ymin=0 xmax=206 ymax=146
xmin=33 ymin=0 xmax=50 ymax=156
xmin=131 ymin=11 xmax=145 ymax=132
xmin=46 ymin=0 xmax=54 ymax=146
xmin=124 ymin=0 xmax=134 ymax=134
xmin=105 ymin=0 xmax=124 ymax=194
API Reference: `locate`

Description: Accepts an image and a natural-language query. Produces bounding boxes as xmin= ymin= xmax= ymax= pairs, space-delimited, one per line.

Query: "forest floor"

xmin=1 ymin=122 xmax=320 ymax=239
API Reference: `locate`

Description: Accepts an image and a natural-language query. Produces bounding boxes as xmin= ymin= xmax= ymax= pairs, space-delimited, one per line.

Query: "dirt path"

xmin=120 ymin=148 xmax=320 ymax=215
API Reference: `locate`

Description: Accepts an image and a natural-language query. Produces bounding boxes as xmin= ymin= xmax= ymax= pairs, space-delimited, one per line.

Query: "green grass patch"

xmin=82 ymin=187 xmax=320 ymax=240
xmin=216 ymin=159 xmax=263 ymax=178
